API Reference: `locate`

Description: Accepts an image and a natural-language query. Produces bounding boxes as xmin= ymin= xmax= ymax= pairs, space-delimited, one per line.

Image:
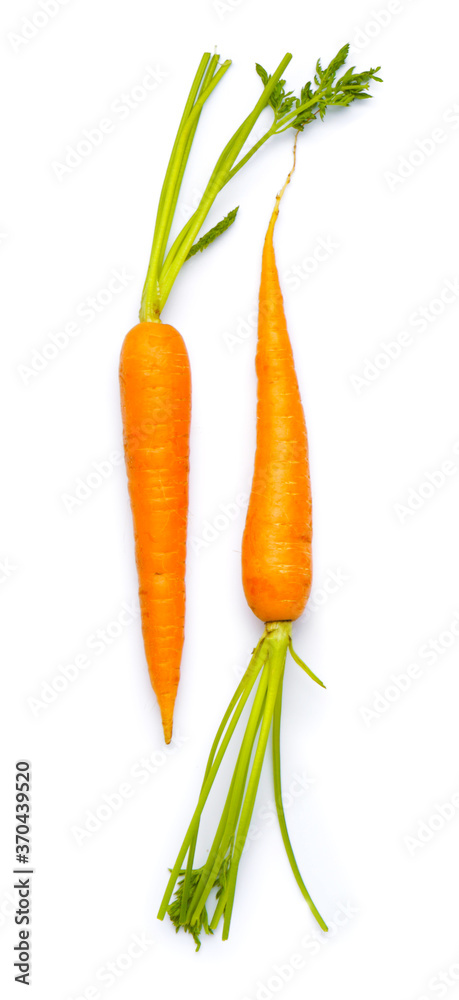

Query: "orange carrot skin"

xmin=119 ymin=322 xmax=191 ymax=743
xmin=242 ymin=210 xmax=312 ymax=623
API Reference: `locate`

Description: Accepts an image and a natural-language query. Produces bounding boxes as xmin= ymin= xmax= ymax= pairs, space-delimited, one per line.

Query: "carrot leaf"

xmin=314 ymin=43 xmax=350 ymax=87
xmin=255 ymin=43 xmax=382 ymax=131
xmin=185 ymin=206 xmax=239 ymax=261
xmin=255 ymin=63 xmax=296 ymax=116
xmin=254 ymin=62 xmax=269 ymax=87
xmin=167 ymin=867 xmax=214 ymax=950
xmin=142 ymin=46 xmax=381 ymax=318
xmin=225 ymin=44 xmax=381 ymax=187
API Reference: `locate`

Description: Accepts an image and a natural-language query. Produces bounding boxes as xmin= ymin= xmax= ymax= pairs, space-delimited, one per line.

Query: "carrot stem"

xmin=140 ymin=54 xmax=231 ymax=321
xmin=140 ymin=51 xmax=295 ymax=320
xmin=152 ymin=53 xmax=221 ymax=280
xmin=157 ymin=640 xmax=266 ymax=921
xmin=159 ymin=622 xmax=328 ymax=947
xmin=178 ymin=636 xmax=266 ymax=922
xmin=149 ymin=53 xmax=211 ymax=266
xmin=139 ymin=53 xmax=210 ymax=323
xmin=185 ymin=663 xmax=269 ymax=926
xmin=157 ymin=53 xmax=293 ymax=311
xmin=220 ymin=641 xmax=288 ymax=938
xmin=288 ymin=638 xmax=326 ymax=688
xmin=272 ymin=675 xmax=328 ymax=931
xmin=225 ymin=123 xmax=278 ymax=182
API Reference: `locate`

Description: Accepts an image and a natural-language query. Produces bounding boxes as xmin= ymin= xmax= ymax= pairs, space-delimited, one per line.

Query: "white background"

xmin=1 ymin=0 xmax=459 ymax=997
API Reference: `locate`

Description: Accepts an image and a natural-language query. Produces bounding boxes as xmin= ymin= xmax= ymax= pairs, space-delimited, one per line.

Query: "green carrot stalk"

xmin=139 ymin=44 xmax=381 ymax=321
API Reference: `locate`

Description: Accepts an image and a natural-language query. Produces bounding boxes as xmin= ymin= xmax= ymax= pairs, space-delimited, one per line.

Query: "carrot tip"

xmin=162 ymin=717 xmax=173 ymax=745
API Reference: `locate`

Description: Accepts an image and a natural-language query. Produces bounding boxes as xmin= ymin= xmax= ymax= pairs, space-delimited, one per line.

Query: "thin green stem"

xmin=186 ymin=662 xmax=269 ymax=925
xmin=159 ymin=120 xmax=271 ymax=280
xmin=219 ymin=632 xmax=289 ymax=938
xmin=273 ymin=95 xmax=321 ymax=132
xmin=157 ymin=53 xmax=293 ymax=311
xmin=178 ymin=683 xmax=246 ymax=924
xmin=157 ymin=639 xmax=266 ymax=920
xmin=154 ymin=57 xmax=211 ymax=243
xmin=178 ymin=638 xmax=265 ymax=922
xmin=139 ymin=53 xmax=211 ymax=324
xmin=288 ymin=638 xmax=326 ymax=688
xmin=159 ymin=120 xmax=249 ymax=280
xmin=140 ymin=47 xmax=380 ymax=322
xmin=224 ymin=94 xmax=321 ymax=183
xmin=203 ymin=635 xmax=267 ymax=780
xmin=140 ymin=55 xmax=231 ymax=322
xmin=272 ymin=677 xmax=328 ymax=931
xmin=160 ymin=622 xmax=328 ymax=945
xmin=225 ymin=124 xmax=277 ymax=183
xmin=154 ymin=57 xmax=219 ymax=282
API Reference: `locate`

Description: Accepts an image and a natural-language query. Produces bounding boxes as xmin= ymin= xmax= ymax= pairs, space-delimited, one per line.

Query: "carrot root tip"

xmin=162 ymin=719 xmax=173 ymax=745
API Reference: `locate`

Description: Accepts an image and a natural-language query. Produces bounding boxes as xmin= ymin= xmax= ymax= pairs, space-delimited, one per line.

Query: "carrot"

xmin=241 ymin=145 xmax=312 ymax=624
xmin=121 ymin=46 xmax=381 ymax=746
xmin=157 ymin=44 xmax=382 ymax=941
xmin=119 ymin=322 xmax=191 ymax=744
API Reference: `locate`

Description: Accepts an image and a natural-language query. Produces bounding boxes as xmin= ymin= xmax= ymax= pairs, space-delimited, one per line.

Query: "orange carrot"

xmin=119 ymin=322 xmax=191 ymax=744
xmin=242 ymin=147 xmax=312 ymax=624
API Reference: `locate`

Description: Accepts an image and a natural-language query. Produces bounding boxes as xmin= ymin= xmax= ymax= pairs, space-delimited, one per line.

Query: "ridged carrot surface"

xmin=242 ymin=190 xmax=312 ymax=623
xmin=119 ymin=322 xmax=191 ymax=743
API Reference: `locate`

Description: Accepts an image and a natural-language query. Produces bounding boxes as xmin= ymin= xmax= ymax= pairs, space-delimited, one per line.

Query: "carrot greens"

xmin=140 ymin=45 xmax=381 ymax=321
